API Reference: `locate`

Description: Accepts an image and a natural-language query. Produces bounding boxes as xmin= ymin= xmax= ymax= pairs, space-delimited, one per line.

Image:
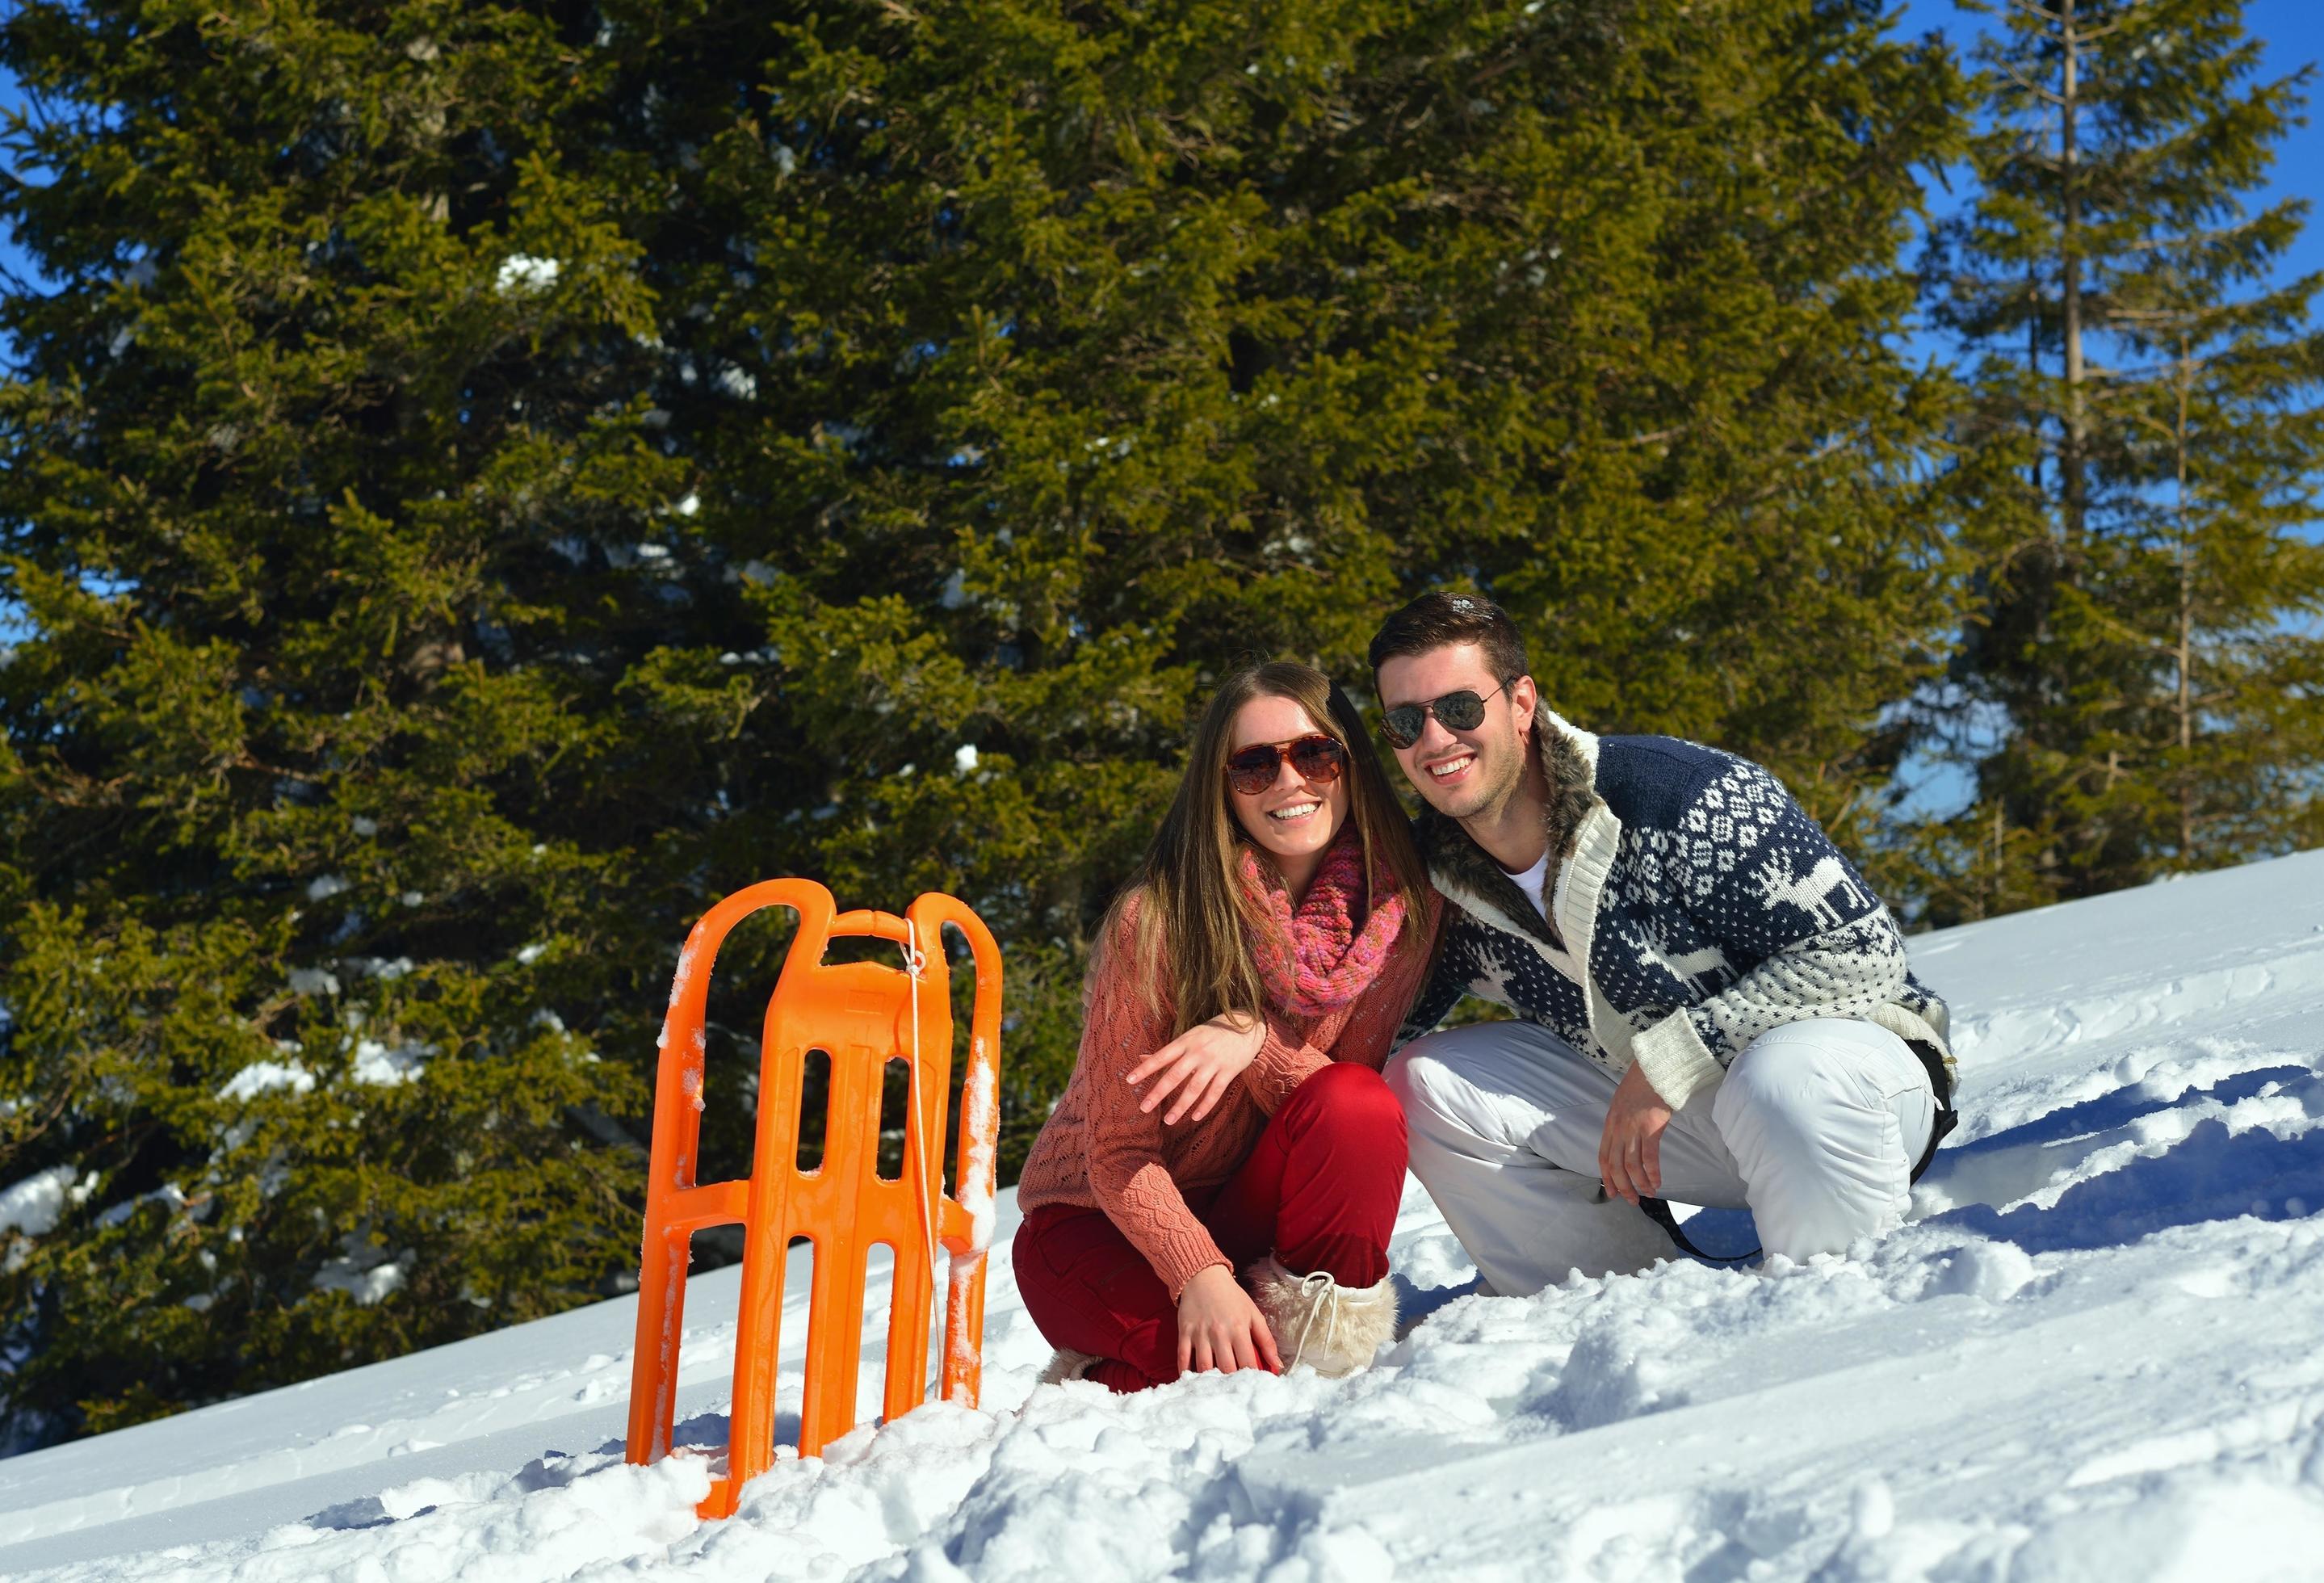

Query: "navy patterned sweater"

xmin=1401 ymin=712 xmax=1952 ymax=1111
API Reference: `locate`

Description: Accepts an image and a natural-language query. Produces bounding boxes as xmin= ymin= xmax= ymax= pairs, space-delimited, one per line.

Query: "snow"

xmin=312 ymin=1237 xmax=409 ymax=1306
xmin=215 ymin=1060 xmax=316 ymax=1102
xmin=495 ymin=254 xmax=561 ymax=294
xmin=7 ymin=849 xmax=2324 ymax=1579
xmin=348 ymin=1039 xmax=429 ymax=1088
xmin=957 ymin=1056 xmax=998 ymax=1254
xmin=0 ymin=1167 xmax=73 ymax=1239
xmin=287 ymin=967 xmax=341 ymax=997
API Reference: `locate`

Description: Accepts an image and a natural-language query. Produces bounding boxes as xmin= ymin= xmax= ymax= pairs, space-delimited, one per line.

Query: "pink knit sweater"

xmin=1015 ymin=888 xmax=1441 ymax=1298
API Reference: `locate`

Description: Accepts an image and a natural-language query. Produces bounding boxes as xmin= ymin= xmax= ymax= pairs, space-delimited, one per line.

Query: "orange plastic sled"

xmin=623 ymin=880 xmax=1002 ymax=1519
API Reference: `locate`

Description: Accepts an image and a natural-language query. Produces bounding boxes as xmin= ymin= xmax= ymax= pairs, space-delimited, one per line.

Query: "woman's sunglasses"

xmin=1224 ymin=734 xmax=1349 ymax=796
xmin=1380 ymin=683 xmax=1506 ymax=750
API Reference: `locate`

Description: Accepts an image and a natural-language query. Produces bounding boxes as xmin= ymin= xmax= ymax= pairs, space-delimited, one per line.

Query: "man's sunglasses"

xmin=1380 ymin=684 xmax=1507 ymax=750
xmin=1224 ymin=734 xmax=1349 ymax=796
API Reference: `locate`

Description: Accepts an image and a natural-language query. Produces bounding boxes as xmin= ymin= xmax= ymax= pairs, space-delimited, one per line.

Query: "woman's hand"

xmin=1125 ymin=1012 xmax=1269 ymax=1124
xmin=1176 ymin=1265 xmax=1283 ymax=1376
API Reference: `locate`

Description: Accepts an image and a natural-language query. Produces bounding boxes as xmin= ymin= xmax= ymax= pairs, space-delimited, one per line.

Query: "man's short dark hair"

xmin=1368 ymin=591 xmax=1529 ymax=687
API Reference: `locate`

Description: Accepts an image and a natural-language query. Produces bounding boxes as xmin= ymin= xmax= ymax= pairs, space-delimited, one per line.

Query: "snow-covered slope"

xmin=7 ymin=851 xmax=2324 ymax=1581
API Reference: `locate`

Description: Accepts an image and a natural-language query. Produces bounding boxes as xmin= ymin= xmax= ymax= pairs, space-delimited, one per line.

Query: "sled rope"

xmin=904 ymin=920 xmax=943 ymax=1289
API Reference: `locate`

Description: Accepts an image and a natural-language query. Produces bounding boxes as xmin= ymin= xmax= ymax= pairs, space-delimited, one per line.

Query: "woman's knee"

xmin=1285 ymin=1061 xmax=1406 ymax=1140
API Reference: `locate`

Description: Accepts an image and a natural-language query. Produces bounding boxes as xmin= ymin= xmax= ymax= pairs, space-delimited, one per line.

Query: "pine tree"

xmin=0 ymin=0 xmax=697 ymax=1440
xmin=614 ymin=0 xmax=1968 ymax=926
xmin=1918 ymin=0 xmax=2324 ymax=921
xmin=1 ymin=0 xmax=1970 ymax=1445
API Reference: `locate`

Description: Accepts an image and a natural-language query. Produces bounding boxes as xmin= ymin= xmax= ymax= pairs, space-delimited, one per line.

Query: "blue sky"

xmin=1896 ymin=0 xmax=2324 ymax=326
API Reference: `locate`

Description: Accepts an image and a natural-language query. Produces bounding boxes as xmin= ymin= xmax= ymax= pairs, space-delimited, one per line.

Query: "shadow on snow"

xmin=1922 ymin=1060 xmax=2324 ymax=1255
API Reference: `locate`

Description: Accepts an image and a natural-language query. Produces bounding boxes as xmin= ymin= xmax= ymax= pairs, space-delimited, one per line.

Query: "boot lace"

xmin=1287 ymin=1267 xmax=1341 ymax=1370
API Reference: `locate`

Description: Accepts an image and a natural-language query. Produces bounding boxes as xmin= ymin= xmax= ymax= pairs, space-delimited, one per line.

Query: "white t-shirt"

xmin=1504 ymin=850 xmax=1554 ymax=922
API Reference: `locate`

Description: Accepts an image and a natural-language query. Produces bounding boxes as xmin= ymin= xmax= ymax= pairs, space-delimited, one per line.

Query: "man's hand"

xmin=1176 ymin=1265 xmax=1284 ymax=1376
xmin=1597 ymin=1060 xmax=1674 ymax=1206
xmin=1125 ymin=1012 xmax=1268 ymax=1124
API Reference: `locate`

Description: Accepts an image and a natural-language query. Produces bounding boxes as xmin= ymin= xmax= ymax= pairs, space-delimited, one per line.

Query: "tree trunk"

xmin=2059 ymin=0 xmax=2087 ymax=552
xmin=2175 ymin=330 xmax=2196 ymax=862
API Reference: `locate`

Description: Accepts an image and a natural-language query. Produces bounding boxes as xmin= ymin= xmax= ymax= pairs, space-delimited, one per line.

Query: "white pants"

xmin=1386 ymin=1018 xmax=1936 ymax=1294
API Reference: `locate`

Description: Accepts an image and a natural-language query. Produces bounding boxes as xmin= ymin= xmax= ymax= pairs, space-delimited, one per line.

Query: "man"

xmin=1372 ymin=591 xmax=1954 ymax=1294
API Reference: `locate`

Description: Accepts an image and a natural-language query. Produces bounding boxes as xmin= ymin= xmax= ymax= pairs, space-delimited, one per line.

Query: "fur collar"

xmin=1414 ymin=711 xmax=1601 ymax=947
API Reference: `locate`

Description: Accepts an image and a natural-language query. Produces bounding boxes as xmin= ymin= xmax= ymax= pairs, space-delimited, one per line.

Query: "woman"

xmin=1010 ymin=661 xmax=1439 ymax=1392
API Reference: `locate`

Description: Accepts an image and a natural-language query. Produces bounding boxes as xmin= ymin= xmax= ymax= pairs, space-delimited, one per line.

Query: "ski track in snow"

xmin=8 ymin=853 xmax=2324 ymax=1580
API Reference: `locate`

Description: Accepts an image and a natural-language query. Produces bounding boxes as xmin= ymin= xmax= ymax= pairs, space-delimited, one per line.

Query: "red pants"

xmin=1010 ymin=1061 xmax=1407 ymax=1392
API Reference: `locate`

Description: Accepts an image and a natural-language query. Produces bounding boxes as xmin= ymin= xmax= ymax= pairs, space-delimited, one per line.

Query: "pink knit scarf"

xmin=1240 ymin=829 xmax=1408 ymax=1017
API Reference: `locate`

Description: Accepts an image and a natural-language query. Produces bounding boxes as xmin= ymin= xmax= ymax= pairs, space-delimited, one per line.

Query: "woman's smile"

xmin=1227 ymin=695 xmax=1349 ymax=896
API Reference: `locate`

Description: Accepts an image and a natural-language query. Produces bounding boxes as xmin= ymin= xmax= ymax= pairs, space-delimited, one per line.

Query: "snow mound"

xmin=7 ymin=850 xmax=2324 ymax=1580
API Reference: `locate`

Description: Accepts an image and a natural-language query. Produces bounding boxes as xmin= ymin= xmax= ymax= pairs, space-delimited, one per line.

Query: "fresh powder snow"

xmin=5 ymin=850 xmax=2324 ymax=1579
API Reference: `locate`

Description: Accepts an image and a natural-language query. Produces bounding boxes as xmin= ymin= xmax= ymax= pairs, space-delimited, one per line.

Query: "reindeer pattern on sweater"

xmin=1401 ymin=719 xmax=1951 ymax=1109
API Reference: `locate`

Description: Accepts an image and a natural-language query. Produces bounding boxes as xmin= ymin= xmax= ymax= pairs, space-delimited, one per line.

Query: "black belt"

xmin=1640 ymin=1037 xmax=1957 ymax=1266
xmin=1905 ymin=1037 xmax=1960 ymax=1180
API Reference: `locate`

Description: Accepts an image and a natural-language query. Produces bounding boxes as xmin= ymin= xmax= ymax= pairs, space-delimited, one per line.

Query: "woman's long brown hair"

xmin=1101 ymin=661 xmax=1431 ymax=1036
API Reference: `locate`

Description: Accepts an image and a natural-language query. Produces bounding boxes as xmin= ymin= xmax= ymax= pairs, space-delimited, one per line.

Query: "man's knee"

xmin=1390 ymin=1022 xmax=1597 ymax=1164
xmin=1714 ymin=1021 xmax=1928 ymax=1163
xmin=1384 ymin=1023 xmax=1509 ymax=1113
xmin=1721 ymin=1029 xmax=1843 ymax=1132
xmin=1385 ymin=1037 xmax=1500 ymax=1151
xmin=1385 ymin=1043 xmax=1490 ymax=1174
xmin=1382 ymin=1043 xmax=1437 ymax=1113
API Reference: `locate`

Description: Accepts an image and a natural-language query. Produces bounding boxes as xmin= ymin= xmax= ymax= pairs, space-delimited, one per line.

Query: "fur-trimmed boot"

xmin=1037 ymin=1348 xmax=1100 ymax=1386
xmin=1245 ymin=1256 xmax=1398 ymax=1378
